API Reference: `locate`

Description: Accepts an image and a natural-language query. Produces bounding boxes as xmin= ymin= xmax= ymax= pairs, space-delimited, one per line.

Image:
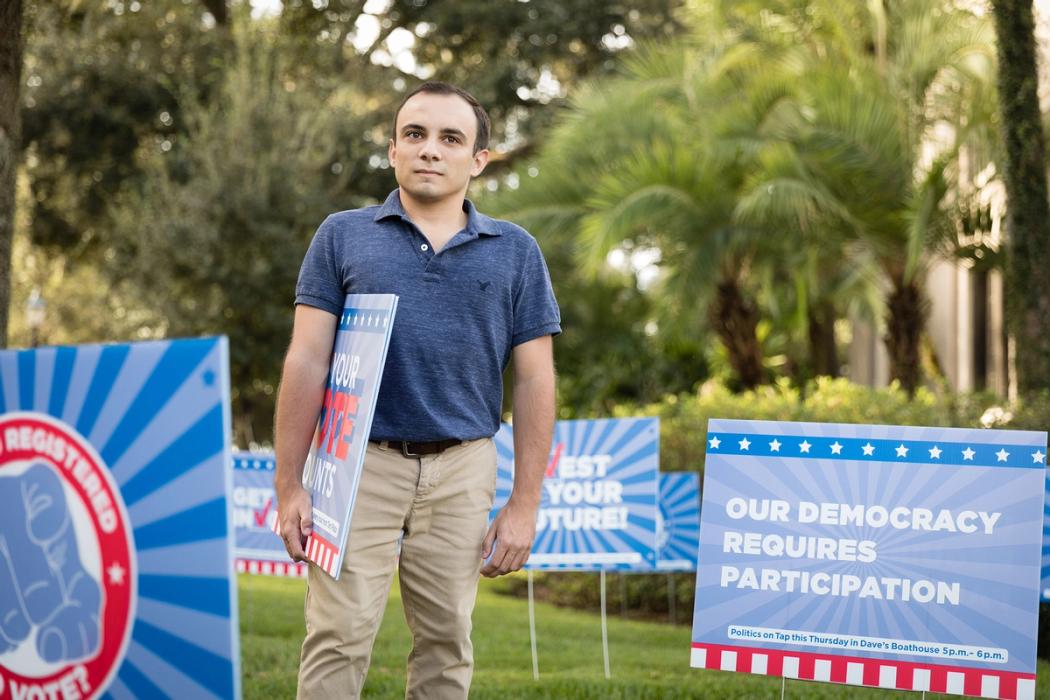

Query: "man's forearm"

xmin=509 ymin=371 xmax=555 ymax=507
xmin=274 ymin=349 xmax=330 ymax=494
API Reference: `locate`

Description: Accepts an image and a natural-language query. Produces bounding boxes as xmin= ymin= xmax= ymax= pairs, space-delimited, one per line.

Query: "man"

xmin=274 ymin=82 xmax=560 ymax=699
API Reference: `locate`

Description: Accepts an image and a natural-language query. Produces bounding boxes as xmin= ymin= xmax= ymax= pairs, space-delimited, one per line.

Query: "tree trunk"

xmin=972 ymin=268 xmax=988 ymax=391
xmin=710 ymin=277 xmax=764 ymax=390
xmin=992 ymin=1 xmax=1050 ymax=394
xmin=0 ymin=0 xmax=23 ymax=349
xmin=807 ymin=300 xmax=839 ymax=378
xmin=883 ymin=276 xmax=926 ymax=395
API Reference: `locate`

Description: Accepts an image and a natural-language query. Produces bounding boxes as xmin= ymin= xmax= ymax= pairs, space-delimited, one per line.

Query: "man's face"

xmin=389 ymin=92 xmax=489 ymax=204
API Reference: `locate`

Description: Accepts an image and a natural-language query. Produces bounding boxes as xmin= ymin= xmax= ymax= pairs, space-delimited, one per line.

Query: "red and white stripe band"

xmin=269 ymin=510 xmax=341 ymax=576
xmin=304 ymin=532 xmax=340 ymax=577
xmin=235 ymin=558 xmax=309 ymax=578
xmin=690 ymin=643 xmax=1036 ymax=700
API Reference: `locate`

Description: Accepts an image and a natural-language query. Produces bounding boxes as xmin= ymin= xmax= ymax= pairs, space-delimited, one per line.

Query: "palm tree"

xmin=581 ymin=138 xmax=770 ymax=388
xmin=725 ymin=0 xmax=997 ymax=393
xmin=493 ymin=33 xmax=882 ymax=389
xmin=493 ymin=0 xmax=995 ymax=394
xmin=492 ymin=43 xmax=786 ymax=390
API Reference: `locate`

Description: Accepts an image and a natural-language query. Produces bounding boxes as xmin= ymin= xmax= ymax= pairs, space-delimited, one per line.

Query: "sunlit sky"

xmin=249 ymin=0 xmax=420 ymax=73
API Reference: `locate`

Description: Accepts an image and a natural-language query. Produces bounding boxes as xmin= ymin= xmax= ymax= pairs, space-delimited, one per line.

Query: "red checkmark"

xmin=545 ymin=443 xmax=563 ymax=478
xmin=254 ymin=497 xmax=273 ymax=527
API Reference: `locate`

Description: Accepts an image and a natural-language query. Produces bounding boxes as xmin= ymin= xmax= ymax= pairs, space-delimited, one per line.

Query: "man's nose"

xmin=419 ymin=137 xmax=441 ymax=160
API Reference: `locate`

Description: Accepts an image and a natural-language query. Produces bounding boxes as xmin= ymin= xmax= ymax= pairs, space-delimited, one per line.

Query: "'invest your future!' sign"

xmin=691 ymin=419 xmax=1047 ymax=700
xmin=491 ymin=417 xmax=658 ymax=570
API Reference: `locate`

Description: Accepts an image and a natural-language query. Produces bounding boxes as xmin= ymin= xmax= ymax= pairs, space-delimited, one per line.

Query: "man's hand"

xmin=480 ymin=335 xmax=555 ymax=578
xmin=481 ymin=334 xmax=554 ymax=577
xmin=276 ymin=483 xmax=314 ymax=562
xmin=480 ymin=498 xmax=538 ymax=577
xmin=0 ymin=463 xmax=101 ymax=662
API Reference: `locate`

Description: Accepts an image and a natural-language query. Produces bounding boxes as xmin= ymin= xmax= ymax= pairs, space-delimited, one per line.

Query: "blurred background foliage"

xmin=13 ymin=0 xmax=683 ymax=443
xmin=7 ymin=0 xmax=1049 ymax=448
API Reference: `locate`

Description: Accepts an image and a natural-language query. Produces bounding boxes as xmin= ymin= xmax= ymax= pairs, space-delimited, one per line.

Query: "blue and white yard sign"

xmin=232 ymin=452 xmax=305 ymax=578
xmin=657 ymin=472 xmax=700 ymax=572
xmin=491 ymin=417 xmax=659 ymax=570
xmin=691 ymin=419 xmax=1047 ymax=700
xmin=279 ymin=294 xmax=397 ymax=579
xmin=1041 ymin=470 xmax=1050 ymax=601
xmin=0 ymin=338 xmax=240 ymax=700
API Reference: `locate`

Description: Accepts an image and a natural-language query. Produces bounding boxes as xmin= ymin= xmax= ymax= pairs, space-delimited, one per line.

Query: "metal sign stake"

xmin=528 ymin=569 xmax=539 ymax=680
xmin=600 ymin=569 xmax=611 ymax=679
xmin=667 ymin=573 xmax=677 ymax=624
xmin=620 ymin=572 xmax=628 ymax=617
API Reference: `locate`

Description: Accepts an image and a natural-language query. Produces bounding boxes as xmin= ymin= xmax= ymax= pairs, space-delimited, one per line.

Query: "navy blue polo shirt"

xmin=295 ymin=189 xmax=561 ymax=442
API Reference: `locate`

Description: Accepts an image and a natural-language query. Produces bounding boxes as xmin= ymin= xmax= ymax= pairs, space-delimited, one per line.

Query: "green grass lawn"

xmin=239 ymin=574 xmax=1050 ymax=699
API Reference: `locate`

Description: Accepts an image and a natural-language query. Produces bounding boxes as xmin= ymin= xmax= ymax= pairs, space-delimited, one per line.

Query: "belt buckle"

xmin=399 ymin=441 xmax=419 ymax=458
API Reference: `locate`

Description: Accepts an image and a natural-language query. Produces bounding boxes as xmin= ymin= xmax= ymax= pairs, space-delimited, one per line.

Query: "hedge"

xmin=511 ymin=379 xmax=1050 ymax=654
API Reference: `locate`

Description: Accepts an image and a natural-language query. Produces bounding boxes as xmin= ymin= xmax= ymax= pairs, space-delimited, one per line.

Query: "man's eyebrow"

xmin=399 ymin=123 xmax=468 ymax=139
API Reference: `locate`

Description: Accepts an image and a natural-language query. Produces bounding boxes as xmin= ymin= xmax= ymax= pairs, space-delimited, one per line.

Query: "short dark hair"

xmin=392 ymin=81 xmax=491 ymax=154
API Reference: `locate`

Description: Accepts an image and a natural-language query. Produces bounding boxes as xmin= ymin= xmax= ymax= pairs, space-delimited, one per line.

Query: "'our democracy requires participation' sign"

xmin=491 ymin=417 xmax=659 ymax=570
xmin=0 ymin=338 xmax=239 ymax=700
xmin=691 ymin=419 xmax=1047 ymax=700
xmin=273 ymin=294 xmax=397 ymax=578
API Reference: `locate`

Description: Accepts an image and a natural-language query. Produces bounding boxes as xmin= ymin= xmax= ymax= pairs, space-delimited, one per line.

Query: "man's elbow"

xmin=282 ymin=345 xmax=331 ymax=387
xmin=515 ymin=368 xmax=556 ymax=393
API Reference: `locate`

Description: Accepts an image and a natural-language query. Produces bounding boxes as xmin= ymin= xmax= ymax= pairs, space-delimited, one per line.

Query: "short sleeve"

xmin=512 ymin=237 xmax=562 ymax=346
xmin=295 ymin=216 xmax=345 ymax=316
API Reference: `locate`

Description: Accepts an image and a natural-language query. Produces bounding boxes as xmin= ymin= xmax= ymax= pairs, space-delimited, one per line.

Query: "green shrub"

xmin=502 ymin=571 xmax=696 ymax=624
xmin=1003 ymin=391 xmax=1050 ymax=431
xmin=515 ymin=379 xmax=1050 ymax=649
xmin=614 ymin=377 xmax=1007 ymax=478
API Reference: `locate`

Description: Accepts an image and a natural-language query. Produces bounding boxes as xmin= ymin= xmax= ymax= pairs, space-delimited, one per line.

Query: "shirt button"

xmin=421 ymin=243 xmax=429 ymax=251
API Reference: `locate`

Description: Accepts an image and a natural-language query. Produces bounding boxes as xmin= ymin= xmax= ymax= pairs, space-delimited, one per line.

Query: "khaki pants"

xmin=297 ymin=438 xmax=497 ymax=699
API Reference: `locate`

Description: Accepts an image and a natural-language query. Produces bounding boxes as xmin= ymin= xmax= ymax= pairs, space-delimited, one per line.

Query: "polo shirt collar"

xmin=374 ymin=189 xmax=501 ymax=237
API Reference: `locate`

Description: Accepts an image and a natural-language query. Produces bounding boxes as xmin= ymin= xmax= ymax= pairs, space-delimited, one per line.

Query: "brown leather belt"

xmin=370 ymin=438 xmax=462 ymax=458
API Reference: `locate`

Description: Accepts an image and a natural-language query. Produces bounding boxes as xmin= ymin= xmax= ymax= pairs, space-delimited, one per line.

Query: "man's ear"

xmin=471 ymin=148 xmax=490 ymax=177
xmin=388 ymin=138 xmax=397 ymax=162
